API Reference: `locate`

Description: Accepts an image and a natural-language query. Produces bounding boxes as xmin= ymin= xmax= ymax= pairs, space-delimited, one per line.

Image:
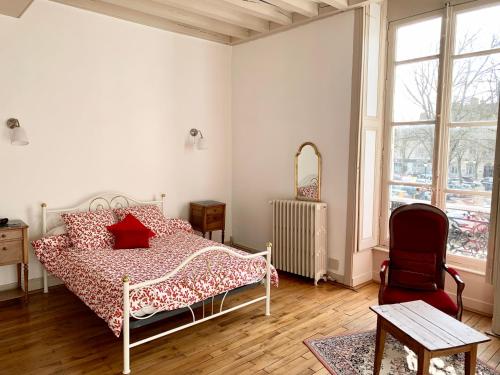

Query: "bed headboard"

xmin=41 ymin=192 xmax=166 ymax=235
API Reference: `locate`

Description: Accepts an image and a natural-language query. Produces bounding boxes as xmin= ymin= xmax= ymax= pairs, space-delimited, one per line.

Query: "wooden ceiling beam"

xmin=319 ymin=0 xmax=348 ymax=9
xmin=0 ymin=0 xmax=33 ymax=18
xmin=265 ymin=0 xmax=318 ymax=18
xmin=349 ymin=0 xmax=377 ymax=5
xmin=217 ymin=0 xmax=292 ymax=26
xmin=153 ymin=0 xmax=269 ymax=33
xmin=47 ymin=0 xmax=374 ymax=46
xmin=99 ymin=0 xmax=249 ymax=39
xmin=50 ymin=0 xmax=232 ymax=44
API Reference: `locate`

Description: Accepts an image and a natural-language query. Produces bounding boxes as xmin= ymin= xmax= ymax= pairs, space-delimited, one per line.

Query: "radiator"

xmin=270 ymin=200 xmax=327 ymax=285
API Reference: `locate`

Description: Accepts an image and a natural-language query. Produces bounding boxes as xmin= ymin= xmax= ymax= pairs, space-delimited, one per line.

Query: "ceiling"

xmin=0 ymin=0 xmax=374 ymax=45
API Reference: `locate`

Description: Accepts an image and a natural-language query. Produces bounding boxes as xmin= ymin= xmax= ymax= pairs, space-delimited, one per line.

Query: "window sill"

xmin=371 ymin=245 xmax=486 ymax=276
xmin=373 ymin=245 xmax=388 ymax=253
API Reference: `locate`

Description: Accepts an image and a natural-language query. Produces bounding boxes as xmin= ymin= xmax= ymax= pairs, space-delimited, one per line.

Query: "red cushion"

xmin=106 ymin=214 xmax=155 ymax=249
xmin=390 ymin=249 xmax=437 ymax=291
xmin=390 ymin=269 xmax=437 ymax=291
xmin=381 ymin=286 xmax=459 ymax=316
xmin=391 ymin=249 xmax=437 ymax=275
xmin=390 ymin=206 xmax=448 ymax=256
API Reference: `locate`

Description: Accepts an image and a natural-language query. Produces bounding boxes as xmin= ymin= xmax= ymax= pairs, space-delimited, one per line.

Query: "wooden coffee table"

xmin=370 ymin=300 xmax=490 ymax=375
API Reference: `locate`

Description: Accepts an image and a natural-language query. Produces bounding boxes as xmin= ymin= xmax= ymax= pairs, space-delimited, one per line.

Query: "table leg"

xmin=23 ymin=263 xmax=29 ymax=303
xmin=209 ymin=232 xmax=212 ymax=240
xmin=417 ymin=348 xmax=430 ymax=375
xmin=465 ymin=345 xmax=477 ymax=375
xmin=222 ymin=230 xmax=225 ymax=244
xmin=373 ymin=317 xmax=386 ymax=375
xmin=17 ymin=263 xmax=21 ymax=288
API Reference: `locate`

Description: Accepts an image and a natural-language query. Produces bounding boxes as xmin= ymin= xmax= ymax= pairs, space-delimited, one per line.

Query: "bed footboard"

xmin=122 ymin=242 xmax=273 ymax=374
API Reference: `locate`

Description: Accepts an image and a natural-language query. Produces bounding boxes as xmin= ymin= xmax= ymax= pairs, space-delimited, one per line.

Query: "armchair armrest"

xmin=378 ymin=260 xmax=390 ymax=304
xmin=444 ymin=264 xmax=465 ymax=320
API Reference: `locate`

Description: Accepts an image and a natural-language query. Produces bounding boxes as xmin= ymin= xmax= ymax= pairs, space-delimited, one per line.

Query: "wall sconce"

xmin=189 ymin=128 xmax=207 ymax=150
xmin=6 ymin=118 xmax=29 ymax=146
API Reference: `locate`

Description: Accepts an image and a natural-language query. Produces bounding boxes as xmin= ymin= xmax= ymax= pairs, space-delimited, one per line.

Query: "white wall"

xmin=231 ymin=12 xmax=355 ymax=277
xmin=0 ymin=0 xmax=232 ymax=287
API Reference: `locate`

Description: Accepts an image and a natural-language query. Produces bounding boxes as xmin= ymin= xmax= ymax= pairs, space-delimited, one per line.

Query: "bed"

xmin=34 ymin=192 xmax=277 ymax=374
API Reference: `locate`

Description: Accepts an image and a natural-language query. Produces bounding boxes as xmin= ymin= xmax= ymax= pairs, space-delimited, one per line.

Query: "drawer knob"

xmin=1 ymin=234 xmax=5 ymax=238
xmin=1 ymin=247 xmax=6 ymax=251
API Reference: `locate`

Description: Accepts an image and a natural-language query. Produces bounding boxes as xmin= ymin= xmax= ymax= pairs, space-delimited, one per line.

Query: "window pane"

xmin=451 ymin=53 xmax=500 ymax=122
xmin=389 ymin=185 xmax=432 ymax=213
xmin=455 ymin=4 xmax=500 ymax=55
xmin=391 ymin=125 xmax=434 ymax=182
xmin=396 ymin=17 xmax=442 ymax=62
xmin=393 ymin=60 xmax=439 ymax=122
xmin=447 ymin=126 xmax=496 ymax=192
xmin=446 ymin=194 xmax=491 ymax=259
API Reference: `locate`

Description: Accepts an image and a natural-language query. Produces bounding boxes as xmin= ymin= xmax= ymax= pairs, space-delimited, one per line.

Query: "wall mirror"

xmin=295 ymin=142 xmax=322 ymax=201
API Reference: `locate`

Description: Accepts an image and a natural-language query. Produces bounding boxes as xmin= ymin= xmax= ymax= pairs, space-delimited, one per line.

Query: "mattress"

xmin=38 ymin=230 xmax=278 ymax=336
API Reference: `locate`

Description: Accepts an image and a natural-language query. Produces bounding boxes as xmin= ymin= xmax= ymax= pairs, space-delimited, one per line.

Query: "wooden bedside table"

xmin=189 ymin=201 xmax=226 ymax=243
xmin=0 ymin=220 xmax=29 ymax=304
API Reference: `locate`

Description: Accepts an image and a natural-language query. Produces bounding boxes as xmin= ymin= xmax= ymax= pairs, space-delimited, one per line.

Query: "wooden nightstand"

xmin=189 ymin=201 xmax=226 ymax=243
xmin=0 ymin=220 xmax=29 ymax=304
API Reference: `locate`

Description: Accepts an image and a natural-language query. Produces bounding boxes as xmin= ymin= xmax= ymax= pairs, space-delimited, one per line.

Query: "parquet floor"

xmin=0 ymin=272 xmax=498 ymax=375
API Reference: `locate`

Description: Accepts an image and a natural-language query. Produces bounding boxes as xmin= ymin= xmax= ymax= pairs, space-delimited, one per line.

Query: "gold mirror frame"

xmin=295 ymin=142 xmax=322 ymax=201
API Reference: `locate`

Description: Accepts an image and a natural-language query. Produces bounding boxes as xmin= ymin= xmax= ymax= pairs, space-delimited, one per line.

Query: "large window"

xmin=383 ymin=1 xmax=500 ymax=261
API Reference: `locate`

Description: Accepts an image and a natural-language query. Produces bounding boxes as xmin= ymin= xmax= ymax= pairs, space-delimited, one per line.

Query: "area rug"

xmin=304 ymin=330 xmax=498 ymax=375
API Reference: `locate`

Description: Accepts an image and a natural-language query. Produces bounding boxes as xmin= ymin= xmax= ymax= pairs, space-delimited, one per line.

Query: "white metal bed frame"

xmin=40 ymin=192 xmax=272 ymax=374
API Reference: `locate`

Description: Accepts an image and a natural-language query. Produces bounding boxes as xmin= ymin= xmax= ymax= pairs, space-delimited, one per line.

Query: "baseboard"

xmin=231 ymin=242 xmax=261 ymax=254
xmin=447 ymin=291 xmax=493 ymax=316
xmin=327 ymin=271 xmax=345 ymax=284
xmin=0 ymin=275 xmax=62 ymax=293
xmin=351 ymin=270 xmax=373 ymax=287
xmin=352 ymin=279 xmax=375 ymax=290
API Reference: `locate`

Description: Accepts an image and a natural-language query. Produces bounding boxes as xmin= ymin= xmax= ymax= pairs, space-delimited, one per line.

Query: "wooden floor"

xmin=0 ymin=273 xmax=498 ymax=375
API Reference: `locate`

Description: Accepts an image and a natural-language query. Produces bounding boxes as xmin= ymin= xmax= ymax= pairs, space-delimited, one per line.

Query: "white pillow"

xmin=47 ymin=225 xmax=67 ymax=236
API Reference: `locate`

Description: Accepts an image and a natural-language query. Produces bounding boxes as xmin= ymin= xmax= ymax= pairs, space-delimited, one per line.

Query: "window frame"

xmin=381 ymin=9 xmax=446 ymax=243
xmin=380 ymin=0 xmax=500 ymax=271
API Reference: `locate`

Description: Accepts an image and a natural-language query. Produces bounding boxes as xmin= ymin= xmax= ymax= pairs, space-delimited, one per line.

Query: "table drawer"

xmin=206 ymin=206 xmax=224 ymax=215
xmin=0 ymin=240 xmax=22 ymax=264
xmin=206 ymin=218 xmax=224 ymax=231
xmin=0 ymin=229 xmax=22 ymax=241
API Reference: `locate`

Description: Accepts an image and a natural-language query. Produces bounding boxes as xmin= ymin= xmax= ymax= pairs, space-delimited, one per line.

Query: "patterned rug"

xmin=304 ymin=330 xmax=498 ymax=375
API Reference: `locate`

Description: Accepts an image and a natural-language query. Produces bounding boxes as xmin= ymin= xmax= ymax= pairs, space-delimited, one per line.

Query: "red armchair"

xmin=378 ymin=203 xmax=465 ymax=320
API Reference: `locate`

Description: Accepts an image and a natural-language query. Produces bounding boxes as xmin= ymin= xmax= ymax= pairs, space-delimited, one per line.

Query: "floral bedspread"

xmin=37 ymin=231 xmax=278 ymax=336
